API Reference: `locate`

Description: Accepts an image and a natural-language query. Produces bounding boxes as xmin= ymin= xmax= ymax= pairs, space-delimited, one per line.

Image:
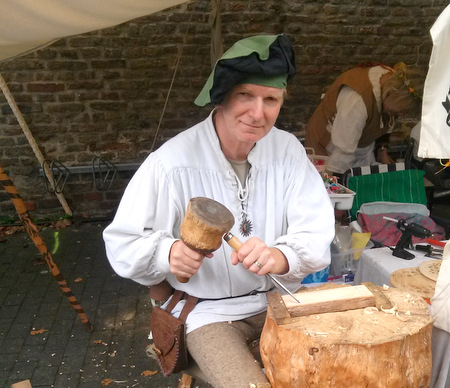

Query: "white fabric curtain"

xmin=0 ymin=0 xmax=188 ymax=62
xmin=431 ymin=242 xmax=450 ymax=333
xmin=418 ymin=4 xmax=450 ymax=159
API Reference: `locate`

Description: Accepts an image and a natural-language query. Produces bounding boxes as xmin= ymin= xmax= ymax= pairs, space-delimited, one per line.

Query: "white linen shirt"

xmin=103 ymin=111 xmax=335 ymax=333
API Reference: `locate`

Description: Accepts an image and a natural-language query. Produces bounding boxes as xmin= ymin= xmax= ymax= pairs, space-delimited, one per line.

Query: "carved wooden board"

xmin=281 ymin=284 xmax=375 ymax=317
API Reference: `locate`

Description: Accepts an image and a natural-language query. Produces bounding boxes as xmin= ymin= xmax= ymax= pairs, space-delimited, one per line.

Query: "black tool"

xmin=387 ymin=218 xmax=433 ymax=260
xmin=414 ymin=244 xmax=443 ymax=259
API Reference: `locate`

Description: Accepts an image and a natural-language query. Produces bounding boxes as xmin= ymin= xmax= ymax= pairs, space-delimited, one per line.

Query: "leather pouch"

xmin=151 ymin=290 xmax=198 ymax=377
xmin=149 ymin=280 xmax=174 ymax=302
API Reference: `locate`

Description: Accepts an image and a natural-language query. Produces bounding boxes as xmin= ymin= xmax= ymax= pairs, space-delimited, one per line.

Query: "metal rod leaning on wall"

xmin=0 ymin=165 xmax=93 ymax=332
xmin=0 ymin=73 xmax=72 ymax=216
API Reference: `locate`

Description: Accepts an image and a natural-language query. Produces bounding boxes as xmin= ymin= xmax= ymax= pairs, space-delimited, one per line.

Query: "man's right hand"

xmin=168 ymin=240 xmax=213 ymax=280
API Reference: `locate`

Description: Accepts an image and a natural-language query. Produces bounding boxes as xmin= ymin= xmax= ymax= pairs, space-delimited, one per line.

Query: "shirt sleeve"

xmin=326 ymin=86 xmax=368 ymax=174
xmin=271 ymin=146 xmax=336 ymax=282
xmin=102 ymin=154 xmax=179 ymax=286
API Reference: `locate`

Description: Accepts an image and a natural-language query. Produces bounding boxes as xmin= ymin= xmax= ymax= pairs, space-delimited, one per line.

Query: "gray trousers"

xmin=186 ymin=312 xmax=271 ymax=388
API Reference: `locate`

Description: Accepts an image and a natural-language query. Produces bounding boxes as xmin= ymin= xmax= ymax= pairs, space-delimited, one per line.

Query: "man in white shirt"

xmin=103 ymin=34 xmax=335 ymax=388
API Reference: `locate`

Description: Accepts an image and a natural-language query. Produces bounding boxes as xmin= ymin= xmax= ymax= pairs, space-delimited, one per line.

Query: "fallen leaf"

xmin=5 ymin=226 xmax=24 ymax=236
xmin=30 ymin=328 xmax=47 ymax=335
xmin=74 ymin=277 xmax=83 ymax=283
xmin=141 ymin=370 xmax=158 ymax=376
xmin=101 ymin=379 xmax=113 ymax=386
xmin=93 ymin=340 xmax=108 ymax=346
xmin=55 ymin=219 xmax=72 ymax=229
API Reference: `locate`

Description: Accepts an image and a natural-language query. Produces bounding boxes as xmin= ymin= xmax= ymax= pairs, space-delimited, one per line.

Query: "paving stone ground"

xmin=0 ymin=221 xmax=211 ymax=388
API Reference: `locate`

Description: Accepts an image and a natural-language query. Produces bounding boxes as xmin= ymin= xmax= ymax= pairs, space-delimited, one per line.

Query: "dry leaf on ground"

xmin=93 ymin=340 xmax=108 ymax=346
xmin=30 ymin=328 xmax=47 ymax=335
xmin=54 ymin=219 xmax=72 ymax=229
xmin=141 ymin=370 xmax=158 ymax=376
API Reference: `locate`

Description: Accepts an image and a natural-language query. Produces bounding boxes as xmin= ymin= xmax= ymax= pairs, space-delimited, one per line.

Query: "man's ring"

xmin=254 ymin=261 xmax=262 ymax=268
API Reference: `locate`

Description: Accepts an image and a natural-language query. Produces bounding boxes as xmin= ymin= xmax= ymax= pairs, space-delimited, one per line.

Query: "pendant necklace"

xmin=236 ymin=175 xmax=253 ymax=237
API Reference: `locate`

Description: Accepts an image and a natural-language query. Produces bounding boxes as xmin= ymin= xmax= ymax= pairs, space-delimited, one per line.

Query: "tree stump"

xmin=260 ymin=285 xmax=433 ymax=388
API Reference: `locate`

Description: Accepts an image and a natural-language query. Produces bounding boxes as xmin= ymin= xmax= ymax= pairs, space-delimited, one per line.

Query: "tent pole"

xmin=0 ymin=73 xmax=72 ymax=216
xmin=0 ymin=165 xmax=92 ymax=331
xmin=209 ymin=0 xmax=223 ymax=67
xmin=149 ymin=7 xmax=194 ymax=152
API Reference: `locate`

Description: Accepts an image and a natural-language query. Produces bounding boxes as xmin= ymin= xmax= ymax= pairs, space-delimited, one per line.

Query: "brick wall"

xmin=0 ymin=0 xmax=447 ymax=221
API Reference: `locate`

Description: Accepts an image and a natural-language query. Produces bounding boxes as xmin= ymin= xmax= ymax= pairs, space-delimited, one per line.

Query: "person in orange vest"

xmin=305 ymin=62 xmax=424 ymax=179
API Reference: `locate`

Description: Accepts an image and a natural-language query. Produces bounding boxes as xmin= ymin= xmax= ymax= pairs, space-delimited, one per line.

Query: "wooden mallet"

xmin=178 ymin=197 xmax=302 ymax=304
xmin=177 ymin=197 xmax=235 ymax=283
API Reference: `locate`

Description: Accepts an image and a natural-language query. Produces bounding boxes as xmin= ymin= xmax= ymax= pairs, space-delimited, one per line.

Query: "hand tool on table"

xmin=223 ymin=232 xmax=301 ymax=304
xmin=383 ymin=216 xmax=432 ymax=260
xmin=414 ymin=244 xmax=443 ymax=259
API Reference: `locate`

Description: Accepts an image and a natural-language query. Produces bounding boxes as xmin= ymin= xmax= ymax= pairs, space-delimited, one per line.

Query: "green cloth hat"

xmin=194 ymin=34 xmax=296 ymax=106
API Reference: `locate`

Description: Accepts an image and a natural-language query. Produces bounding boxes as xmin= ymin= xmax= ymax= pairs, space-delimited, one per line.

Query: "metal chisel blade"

xmin=266 ymin=273 xmax=301 ymax=304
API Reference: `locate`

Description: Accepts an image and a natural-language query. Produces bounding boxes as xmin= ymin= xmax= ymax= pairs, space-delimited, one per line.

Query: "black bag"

xmin=151 ymin=290 xmax=198 ymax=376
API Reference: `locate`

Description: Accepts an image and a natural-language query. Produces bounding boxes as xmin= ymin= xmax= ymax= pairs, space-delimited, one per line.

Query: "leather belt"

xmin=198 ymin=288 xmax=274 ymax=303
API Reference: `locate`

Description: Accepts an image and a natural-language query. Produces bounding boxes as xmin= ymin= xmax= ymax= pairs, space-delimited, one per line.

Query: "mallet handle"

xmin=224 ymin=233 xmax=243 ymax=251
xmin=177 ymin=233 xmax=240 ymax=283
xmin=177 ymin=275 xmax=189 ymax=283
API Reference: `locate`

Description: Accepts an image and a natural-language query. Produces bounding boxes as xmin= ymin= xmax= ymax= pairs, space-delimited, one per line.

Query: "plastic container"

xmin=328 ymin=183 xmax=356 ymax=210
xmin=305 ymin=147 xmax=328 ymax=173
xmin=329 ymin=240 xmax=374 ymax=281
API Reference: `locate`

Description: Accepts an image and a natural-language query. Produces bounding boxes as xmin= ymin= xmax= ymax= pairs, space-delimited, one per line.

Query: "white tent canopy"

xmin=0 ymin=0 xmax=188 ymax=62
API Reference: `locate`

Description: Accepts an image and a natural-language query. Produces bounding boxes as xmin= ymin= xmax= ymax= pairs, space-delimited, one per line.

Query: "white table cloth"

xmin=354 ymin=246 xmax=437 ymax=286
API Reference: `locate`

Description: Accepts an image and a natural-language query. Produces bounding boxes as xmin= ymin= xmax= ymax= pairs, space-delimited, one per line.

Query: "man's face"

xmin=217 ymin=83 xmax=284 ymax=145
xmin=383 ymin=92 xmax=401 ymax=118
xmin=382 ymin=91 xmax=414 ymax=119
